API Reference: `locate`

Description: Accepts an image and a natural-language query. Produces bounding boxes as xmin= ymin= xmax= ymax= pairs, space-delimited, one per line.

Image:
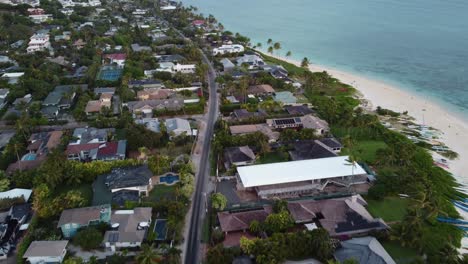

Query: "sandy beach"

xmin=265 ymin=53 xmax=468 ymax=182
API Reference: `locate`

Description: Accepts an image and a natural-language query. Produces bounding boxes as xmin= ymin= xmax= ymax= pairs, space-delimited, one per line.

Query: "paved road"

xmin=184 ymin=52 xmax=218 ymax=264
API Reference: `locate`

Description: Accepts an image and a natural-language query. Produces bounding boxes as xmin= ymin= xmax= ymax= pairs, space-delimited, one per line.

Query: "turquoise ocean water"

xmin=181 ymin=0 xmax=468 ymax=120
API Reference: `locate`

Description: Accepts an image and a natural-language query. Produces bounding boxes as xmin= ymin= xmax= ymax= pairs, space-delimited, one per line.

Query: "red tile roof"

xmin=97 ymin=142 xmax=118 ymax=156
xmin=103 ymin=53 xmax=127 ymax=60
xmin=66 ymin=143 xmax=101 ymax=154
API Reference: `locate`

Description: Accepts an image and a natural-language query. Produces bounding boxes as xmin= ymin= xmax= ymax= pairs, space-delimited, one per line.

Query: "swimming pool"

xmin=153 ymin=219 xmax=168 ymax=241
xmin=21 ymin=153 xmax=37 ymax=161
xmin=159 ymin=174 xmax=179 ymax=185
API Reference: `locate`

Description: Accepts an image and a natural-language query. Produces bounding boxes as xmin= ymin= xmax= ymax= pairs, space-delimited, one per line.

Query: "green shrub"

xmin=73 ymin=228 xmax=104 ymax=250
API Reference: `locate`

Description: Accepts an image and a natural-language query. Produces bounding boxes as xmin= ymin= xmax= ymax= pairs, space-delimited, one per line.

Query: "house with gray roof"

xmin=23 ymin=240 xmax=68 ymax=264
xmin=0 ymin=131 xmax=15 ymax=151
xmin=334 ymin=236 xmax=396 ymax=264
xmin=289 ymin=140 xmax=338 ymax=161
xmin=103 ymin=208 xmax=152 ymax=251
xmin=131 ymin=43 xmax=152 ymax=52
xmin=156 ymin=54 xmax=185 ymax=63
xmin=104 ymin=166 xmax=153 ymax=196
xmin=42 ymin=84 xmax=88 ymax=109
xmin=126 ymin=98 xmax=183 ymax=115
xmin=165 ymin=118 xmax=192 ymax=137
xmin=220 ymin=58 xmax=235 ymax=72
xmin=224 ymin=146 xmax=256 ymax=169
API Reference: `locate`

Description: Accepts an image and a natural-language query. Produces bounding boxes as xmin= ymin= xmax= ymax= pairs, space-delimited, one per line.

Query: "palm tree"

xmin=267 ymin=46 xmax=274 ymax=55
xmin=286 ymin=51 xmax=292 ymax=58
xmin=273 ymin=42 xmax=281 ymax=54
xmin=301 ymin=57 xmax=310 ymax=68
xmin=257 ymin=42 xmax=262 ymax=48
xmin=136 ymin=244 xmax=161 ymax=264
xmin=267 ymin=38 xmax=272 ymax=45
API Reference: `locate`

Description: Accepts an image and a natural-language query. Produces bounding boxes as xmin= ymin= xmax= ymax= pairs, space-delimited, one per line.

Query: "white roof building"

xmin=236 ymin=156 xmax=368 ymax=199
xmin=166 ymin=118 xmax=191 ymax=137
xmin=0 ymin=188 xmax=33 ymax=201
xmin=213 ymin=44 xmax=245 ymax=56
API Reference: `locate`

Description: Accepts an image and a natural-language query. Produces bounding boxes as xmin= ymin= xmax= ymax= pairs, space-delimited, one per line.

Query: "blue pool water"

xmin=154 ymin=219 xmax=168 ymax=240
xmin=21 ymin=153 xmax=37 ymax=161
xmin=160 ymin=174 xmax=180 ymax=184
xmin=181 ymin=0 xmax=468 ymax=121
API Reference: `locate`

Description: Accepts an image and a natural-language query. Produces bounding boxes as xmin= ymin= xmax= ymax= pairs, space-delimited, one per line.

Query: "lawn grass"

xmin=257 ymin=151 xmax=289 ymax=164
xmin=53 ymin=183 xmax=94 ymax=206
xmin=145 ymin=184 xmax=177 ymax=202
xmin=366 ymin=196 xmax=410 ymax=222
xmin=342 ymin=140 xmax=387 ymax=164
xmin=382 ymin=241 xmax=419 ymax=264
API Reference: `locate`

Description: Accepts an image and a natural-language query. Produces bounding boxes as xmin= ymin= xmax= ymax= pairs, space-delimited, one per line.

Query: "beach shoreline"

xmin=263 ymin=52 xmax=468 ymax=181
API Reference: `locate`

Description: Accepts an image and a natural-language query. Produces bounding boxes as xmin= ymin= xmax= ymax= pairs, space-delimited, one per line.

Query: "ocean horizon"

xmin=181 ymin=0 xmax=468 ymax=122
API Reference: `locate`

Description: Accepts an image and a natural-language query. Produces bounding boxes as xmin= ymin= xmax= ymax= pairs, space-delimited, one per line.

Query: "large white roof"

xmin=237 ymin=156 xmax=366 ymax=188
xmin=0 ymin=188 xmax=33 ymax=201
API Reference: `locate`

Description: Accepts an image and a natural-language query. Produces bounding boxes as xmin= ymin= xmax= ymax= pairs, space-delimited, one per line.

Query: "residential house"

xmin=42 ymin=84 xmax=88 ymax=109
xmin=288 ymin=138 xmax=341 ymax=161
xmin=131 ymin=43 xmax=151 ymax=52
xmin=27 ymin=33 xmax=50 ymax=53
xmin=54 ymin=31 xmax=71 ymax=41
xmin=224 ymin=146 xmax=256 ymax=170
xmin=236 ymin=156 xmax=370 ymax=199
xmin=0 ymin=201 xmax=32 ymax=259
xmin=69 ymin=127 xmax=114 ymax=145
xmin=232 ymin=109 xmax=267 ymax=120
xmin=23 ymin=241 xmax=68 ymax=264
xmin=220 ymin=58 xmax=235 ymax=72
xmin=135 ymin=118 xmax=160 ymax=133
xmin=85 ymin=93 xmax=112 ymax=115
xmin=173 ymin=64 xmax=196 ymax=74
xmin=12 ymin=94 xmax=31 ymax=107
xmin=6 ymin=131 xmax=63 ymax=174
xmin=300 ymin=114 xmax=330 ymax=135
xmin=192 ymin=19 xmax=205 ymax=28
xmin=57 ymin=204 xmax=111 ymax=238
xmin=137 ymin=88 xmax=174 ymax=101
xmin=1 ymin=72 xmax=24 ymax=84
xmin=287 ymin=195 xmax=388 ymax=237
xmin=28 ymin=9 xmax=52 ymax=23
xmin=0 ymin=89 xmax=9 ymax=109
xmin=126 ymin=98 xmax=184 ymax=115
xmin=104 ymin=165 xmax=153 ymax=196
xmin=229 ymin=124 xmax=280 ymax=143
xmin=73 ymin=39 xmax=86 ymax=49
xmin=128 ymin=79 xmax=164 ymax=89
xmin=157 ymin=54 xmax=185 ymax=63
xmin=237 ymin=54 xmax=265 ymax=69
xmin=266 ymin=114 xmax=329 ymax=136
xmin=66 ymin=140 xmax=126 ymax=161
xmin=94 ymin=87 xmax=116 ymax=95
xmin=334 ymin=236 xmax=396 ymax=264
xmin=217 ymin=206 xmax=272 ymax=247
xmin=103 ymin=53 xmax=127 ymax=68
xmin=165 ymin=118 xmax=191 ymax=136
xmin=273 ymin=91 xmax=297 ymax=105
xmin=248 ymin=84 xmax=275 ymax=96
xmin=103 ymin=208 xmax=152 ymax=251
xmin=0 ymin=131 xmax=15 ymax=151
xmin=284 ymin=105 xmax=313 ymax=115
xmin=213 ymin=44 xmax=244 ymax=55
xmin=47 ymin=56 xmax=69 ymax=67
